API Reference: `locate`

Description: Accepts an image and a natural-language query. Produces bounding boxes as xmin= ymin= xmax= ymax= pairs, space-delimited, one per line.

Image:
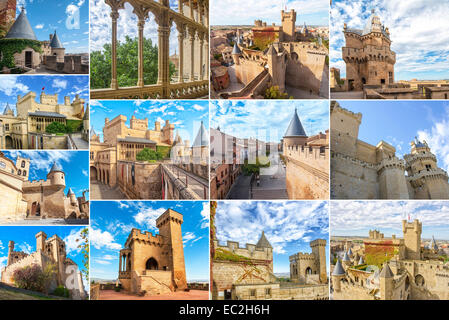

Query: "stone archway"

xmin=30 ymin=202 xmax=41 ymax=217
xmin=305 ymin=267 xmax=312 ymax=275
xmin=415 ymin=274 xmax=425 ymax=287
xmin=145 ymin=257 xmax=158 ymax=270
xmin=67 ymin=211 xmax=77 ymax=219
xmin=5 ymin=136 xmax=12 ymax=149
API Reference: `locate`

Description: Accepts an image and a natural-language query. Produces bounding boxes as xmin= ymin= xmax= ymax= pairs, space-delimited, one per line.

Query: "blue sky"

xmin=3 ymin=150 xmax=89 ymax=199
xmin=211 ymin=100 xmax=329 ymax=143
xmin=0 ymin=75 xmax=89 ymax=116
xmin=90 ymin=201 xmax=209 ymax=281
xmin=90 ymin=100 xmax=209 ymax=145
xmin=331 ymin=201 xmax=449 ymax=241
xmin=215 ymin=201 xmax=329 ymax=273
xmin=14 ymin=0 xmax=89 ymax=53
xmin=330 ymin=0 xmax=449 ymax=80
xmin=336 ymin=100 xmax=449 ymax=173
xmin=0 ymin=226 xmax=88 ymax=281
xmin=211 ymin=0 xmax=329 ymax=26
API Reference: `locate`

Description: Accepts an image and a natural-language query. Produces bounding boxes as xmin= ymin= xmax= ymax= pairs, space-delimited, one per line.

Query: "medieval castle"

xmin=0 ymin=90 xmax=89 ymax=149
xmin=117 ymin=209 xmax=187 ymax=296
xmin=331 ymin=101 xmax=449 ymax=199
xmin=0 ymin=2 xmax=88 ymax=74
xmin=212 ymin=231 xmax=328 ymax=300
xmin=1 ymin=231 xmax=87 ymax=299
xmin=0 ymin=153 xmax=89 ymax=223
xmin=331 ymin=219 xmax=449 ymax=300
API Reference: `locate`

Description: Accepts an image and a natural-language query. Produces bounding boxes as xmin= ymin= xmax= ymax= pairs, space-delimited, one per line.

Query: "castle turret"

xmin=342 ymin=251 xmax=351 ymax=267
xmin=379 ymin=263 xmax=394 ymax=300
xmin=3 ymin=103 xmax=14 ymax=116
xmin=231 ymin=42 xmax=241 ymax=65
xmin=67 ymin=188 xmax=77 ymax=205
xmin=310 ymin=239 xmax=327 ymax=283
xmin=7 ymin=241 xmax=14 ymax=266
xmin=256 ymin=231 xmax=273 ymax=272
xmin=49 ymin=30 xmax=66 ymax=62
xmin=332 ymin=259 xmax=345 ymax=292
xmin=156 ymin=209 xmax=186 ymax=290
xmin=47 ymin=162 xmax=66 ymax=188
xmin=377 ymin=141 xmax=409 ymax=199
xmin=15 ymin=156 xmax=30 ymax=180
xmin=402 ymin=219 xmax=422 ymax=260
xmin=35 ymin=231 xmax=47 ymax=252
xmin=404 ymin=138 xmax=449 ymax=199
xmin=283 ymin=108 xmax=308 ymax=151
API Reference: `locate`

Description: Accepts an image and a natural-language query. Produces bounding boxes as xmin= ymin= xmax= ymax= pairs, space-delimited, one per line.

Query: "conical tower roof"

xmin=90 ymin=126 xmax=96 ymax=138
xmin=342 ymin=251 xmax=350 ymax=261
xmin=379 ymin=263 xmax=394 ymax=278
xmin=5 ymin=7 xmax=37 ymax=40
xmin=332 ymin=259 xmax=345 ymax=276
xmin=358 ymin=256 xmax=364 ymax=265
xmin=284 ymin=108 xmax=307 ymax=137
xmin=256 ymin=231 xmax=272 ymax=249
xmin=193 ymin=121 xmax=209 ymax=147
xmin=67 ymin=188 xmax=75 ymax=195
xmin=431 ymin=236 xmax=438 ymax=250
xmin=3 ymin=103 xmax=12 ymax=115
xmin=348 ymin=247 xmax=353 ymax=256
xmin=50 ymin=30 xmax=64 ymax=48
xmin=232 ymin=42 xmax=241 ymax=55
xmin=49 ymin=162 xmax=63 ymax=173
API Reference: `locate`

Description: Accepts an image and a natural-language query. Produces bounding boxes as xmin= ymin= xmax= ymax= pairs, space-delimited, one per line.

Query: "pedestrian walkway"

xmin=90 ymin=181 xmax=126 ymax=199
xmin=70 ymin=133 xmax=89 ymax=149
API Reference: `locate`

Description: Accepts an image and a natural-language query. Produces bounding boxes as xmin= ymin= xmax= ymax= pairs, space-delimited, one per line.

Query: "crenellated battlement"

xmin=289 ymin=252 xmax=316 ymax=261
xmin=125 ymin=228 xmax=164 ymax=247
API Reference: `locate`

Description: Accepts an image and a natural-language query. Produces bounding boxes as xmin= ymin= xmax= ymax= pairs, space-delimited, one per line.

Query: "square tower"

xmin=310 ymin=239 xmax=327 ymax=283
xmin=156 ymin=209 xmax=187 ymax=290
xmin=281 ymin=9 xmax=296 ymax=42
xmin=402 ymin=219 xmax=422 ymax=260
xmin=15 ymin=156 xmax=30 ymax=180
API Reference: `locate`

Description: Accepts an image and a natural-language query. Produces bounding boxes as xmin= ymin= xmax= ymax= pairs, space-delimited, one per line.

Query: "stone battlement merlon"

xmin=105 ymin=115 xmax=127 ymax=127
xmin=155 ymin=209 xmax=183 ymax=228
xmin=124 ymin=228 xmax=164 ymax=248
xmin=331 ymin=102 xmax=362 ymax=122
xmin=215 ymin=240 xmax=269 ymax=254
xmin=289 ymin=252 xmax=316 ymax=261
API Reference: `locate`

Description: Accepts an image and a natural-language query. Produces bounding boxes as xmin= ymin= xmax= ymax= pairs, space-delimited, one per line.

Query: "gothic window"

xmin=18 ymin=169 xmax=21 ymax=175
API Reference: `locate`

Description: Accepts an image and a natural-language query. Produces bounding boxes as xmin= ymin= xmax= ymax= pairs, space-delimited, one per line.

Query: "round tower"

xmin=332 ymin=259 xmax=345 ymax=293
xmin=47 ymin=162 xmax=66 ymax=188
xmin=231 ymin=42 xmax=241 ymax=65
xmin=67 ymin=188 xmax=77 ymax=205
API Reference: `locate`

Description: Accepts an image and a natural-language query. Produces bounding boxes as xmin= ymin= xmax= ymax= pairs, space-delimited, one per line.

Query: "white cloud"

xmin=63 ymin=228 xmax=84 ymax=255
xmin=0 ymin=76 xmax=29 ymax=96
xmin=200 ymin=201 xmax=209 ymax=229
xmin=0 ymin=240 xmax=4 ymax=250
xmin=6 ymin=150 xmax=74 ymax=174
xmin=52 ymin=79 xmax=68 ymax=90
xmin=18 ymin=242 xmax=32 ymax=254
xmin=35 ymin=24 xmax=44 ymax=29
xmin=82 ymin=169 xmax=88 ymax=177
xmin=133 ymin=206 xmax=167 ymax=231
xmin=0 ymin=256 xmax=7 ymax=270
xmin=90 ymin=228 xmax=122 ymax=250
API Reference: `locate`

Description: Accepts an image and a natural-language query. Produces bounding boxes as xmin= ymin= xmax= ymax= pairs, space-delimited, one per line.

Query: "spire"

xmin=431 ymin=236 xmax=438 ymax=251
xmin=379 ymin=263 xmax=394 ymax=278
xmin=5 ymin=6 xmax=37 ymax=40
xmin=49 ymin=30 xmax=64 ymax=48
xmin=49 ymin=162 xmax=63 ymax=173
xmin=67 ymin=188 xmax=75 ymax=195
xmin=347 ymin=247 xmax=353 ymax=256
xmin=332 ymin=259 xmax=345 ymax=276
xmin=358 ymin=256 xmax=364 ymax=265
xmin=3 ymin=103 xmax=12 ymax=115
xmin=267 ymin=44 xmax=277 ymax=56
xmin=342 ymin=251 xmax=350 ymax=262
xmin=283 ymin=108 xmax=307 ymax=137
xmin=90 ymin=126 xmax=97 ymax=138
xmin=192 ymin=121 xmax=209 ymax=147
xmin=232 ymin=42 xmax=242 ymax=55
xmin=256 ymin=231 xmax=272 ymax=249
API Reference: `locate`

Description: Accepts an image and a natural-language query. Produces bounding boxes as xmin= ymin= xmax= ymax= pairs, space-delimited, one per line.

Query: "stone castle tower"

xmin=15 ymin=156 xmax=30 ymax=180
xmin=342 ymin=9 xmax=396 ymax=90
xmin=404 ymin=139 xmax=449 ymax=199
xmin=311 ymin=239 xmax=327 ymax=283
xmin=0 ymin=0 xmax=16 ymax=32
xmin=281 ymin=9 xmax=296 ymax=42
xmin=403 ymin=219 xmax=422 ymax=260
xmin=156 ymin=209 xmax=187 ymax=290
xmin=289 ymin=239 xmax=327 ymax=284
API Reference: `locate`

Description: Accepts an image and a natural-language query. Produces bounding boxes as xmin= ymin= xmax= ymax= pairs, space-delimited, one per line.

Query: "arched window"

xmin=145 ymin=257 xmax=158 ymax=270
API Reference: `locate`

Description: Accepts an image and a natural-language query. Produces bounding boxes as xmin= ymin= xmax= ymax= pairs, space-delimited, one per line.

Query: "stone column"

xmin=119 ymin=253 xmax=122 ymax=272
xmin=177 ymin=24 xmax=184 ymax=83
xmin=110 ymin=10 xmax=119 ymax=89
xmin=157 ymin=25 xmax=170 ymax=88
xmin=198 ymin=0 xmax=203 ymax=25
xmin=137 ymin=18 xmax=145 ymax=87
xmin=188 ymin=27 xmax=195 ymax=81
xmin=199 ymin=33 xmax=204 ymax=81
xmin=189 ymin=0 xmax=193 ymax=21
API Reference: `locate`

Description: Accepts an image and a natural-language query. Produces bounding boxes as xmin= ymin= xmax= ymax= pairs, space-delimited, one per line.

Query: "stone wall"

xmin=117 ymin=161 xmax=162 ymax=199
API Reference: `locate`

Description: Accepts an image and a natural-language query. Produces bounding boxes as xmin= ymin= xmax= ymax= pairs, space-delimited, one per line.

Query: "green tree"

xmin=136 ymin=147 xmax=164 ymax=162
xmin=46 ymin=121 xmax=68 ymax=134
xmin=76 ymin=227 xmax=89 ymax=282
xmin=90 ymin=36 xmax=176 ymax=89
xmin=264 ymin=86 xmax=292 ymax=99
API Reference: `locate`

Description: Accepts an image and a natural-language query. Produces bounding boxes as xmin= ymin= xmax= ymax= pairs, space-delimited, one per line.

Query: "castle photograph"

xmin=0 ymin=226 xmax=88 ymax=300
xmin=0 ymin=1 xmax=89 ymax=74
xmin=0 ymin=75 xmax=89 ymax=150
xmin=89 ymin=0 xmax=209 ymax=99
xmin=210 ymin=0 xmax=329 ymax=99
xmin=90 ymin=100 xmax=209 ymax=200
xmin=0 ymin=150 xmax=89 ymax=224
xmin=89 ymin=201 xmax=209 ymax=300
xmin=330 ymin=1 xmax=449 ymax=99
xmin=330 ymin=201 xmax=449 ymax=300
xmin=210 ymin=100 xmax=329 ymax=200
xmin=211 ymin=200 xmax=329 ymax=300
xmin=331 ymin=100 xmax=449 ymax=199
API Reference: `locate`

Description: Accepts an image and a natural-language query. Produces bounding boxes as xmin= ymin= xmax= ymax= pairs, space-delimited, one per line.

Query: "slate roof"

xmin=332 ymin=259 xmax=345 ymax=276
xmin=379 ymin=263 xmax=394 ymax=278
xmin=50 ymin=162 xmax=63 ymax=172
xmin=3 ymin=103 xmax=12 ymax=115
xmin=5 ymin=7 xmax=37 ymax=40
xmin=50 ymin=30 xmax=63 ymax=48
xmin=28 ymin=111 xmax=66 ymax=118
xmin=256 ymin=231 xmax=272 ymax=249
xmin=284 ymin=108 xmax=307 ymax=137
xmin=117 ymin=136 xmax=157 ymax=144
xmin=232 ymin=42 xmax=241 ymax=55
xmin=193 ymin=121 xmax=209 ymax=147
